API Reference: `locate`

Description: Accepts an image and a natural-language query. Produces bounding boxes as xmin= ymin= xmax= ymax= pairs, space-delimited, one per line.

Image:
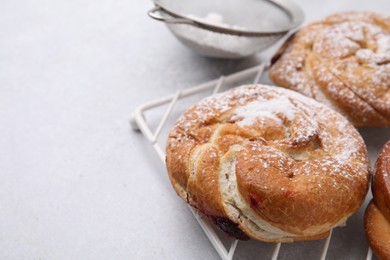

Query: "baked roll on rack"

xmin=365 ymin=141 xmax=390 ymax=260
xmin=166 ymin=84 xmax=370 ymax=242
xmin=269 ymin=12 xmax=390 ymax=127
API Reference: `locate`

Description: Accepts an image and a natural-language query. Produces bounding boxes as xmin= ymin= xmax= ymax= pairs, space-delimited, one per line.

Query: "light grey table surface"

xmin=0 ymin=0 xmax=389 ymax=259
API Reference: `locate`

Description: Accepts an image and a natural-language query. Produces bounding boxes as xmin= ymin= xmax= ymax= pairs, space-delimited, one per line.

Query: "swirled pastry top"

xmin=166 ymin=85 xmax=370 ymax=242
xmin=269 ymin=12 xmax=390 ymax=127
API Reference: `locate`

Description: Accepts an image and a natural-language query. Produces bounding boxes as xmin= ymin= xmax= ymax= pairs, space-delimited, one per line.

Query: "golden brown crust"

xmin=372 ymin=141 xmax=390 ymax=222
xmin=269 ymin=11 xmax=390 ymax=127
xmin=366 ymin=141 xmax=390 ymax=259
xmin=166 ymin=84 xmax=370 ymax=242
xmin=365 ymin=201 xmax=390 ymax=260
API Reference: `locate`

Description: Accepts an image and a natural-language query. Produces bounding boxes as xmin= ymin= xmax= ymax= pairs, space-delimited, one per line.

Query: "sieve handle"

xmin=148 ymin=6 xmax=194 ymax=25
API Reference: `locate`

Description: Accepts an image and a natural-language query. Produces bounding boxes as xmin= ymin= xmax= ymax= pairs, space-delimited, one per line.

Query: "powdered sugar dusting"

xmin=169 ymin=84 xmax=368 ymax=171
xmin=269 ymin=12 xmax=390 ymax=127
xmin=377 ymin=34 xmax=390 ymax=53
xmin=231 ymin=96 xmax=296 ymax=126
xmin=356 ymin=33 xmax=390 ymax=65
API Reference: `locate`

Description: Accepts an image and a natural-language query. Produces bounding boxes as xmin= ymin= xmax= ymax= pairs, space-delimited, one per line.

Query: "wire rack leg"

xmin=152 ymin=90 xmax=181 ymax=143
xmin=227 ymin=239 xmax=239 ymax=260
xmin=189 ymin=207 xmax=230 ymax=259
xmin=213 ymin=76 xmax=225 ymax=94
xmin=366 ymin=247 xmax=373 ymax=260
xmin=130 ymin=112 xmax=141 ymax=131
xmin=253 ymin=62 xmax=266 ymax=84
xmin=272 ymin=242 xmax=281 ymax=260
xmin=320 ymin=229 xmax=332 ymax=260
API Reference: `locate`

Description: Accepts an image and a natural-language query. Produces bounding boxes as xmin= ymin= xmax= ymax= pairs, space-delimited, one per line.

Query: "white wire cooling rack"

xmin=130 ymin=63 xmax=374 ymax=260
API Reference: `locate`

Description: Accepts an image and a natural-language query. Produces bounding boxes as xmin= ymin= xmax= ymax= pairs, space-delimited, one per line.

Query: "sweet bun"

xmin=365 ymin=141 xmax=390 ymax=259
xmin=166 ymin=85 xmax=370 ymax=242
xmin=269 ymin=12 xmax=390 ymax=127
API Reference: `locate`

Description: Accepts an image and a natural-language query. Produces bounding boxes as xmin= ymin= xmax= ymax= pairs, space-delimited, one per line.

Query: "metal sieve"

xmin=148 ymin=0 xmax=304 ymax=59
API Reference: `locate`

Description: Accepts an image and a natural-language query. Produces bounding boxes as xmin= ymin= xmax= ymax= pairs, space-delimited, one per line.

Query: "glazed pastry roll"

xmin=166 ymin=85 xmax=370 ymax=242
xmin=269 ymin=12 xmax=390 ymax=127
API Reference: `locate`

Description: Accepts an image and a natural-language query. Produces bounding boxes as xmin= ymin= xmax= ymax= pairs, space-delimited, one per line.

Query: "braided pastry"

xmin=269 ymin=12 xmax=390 ymax=127
xmin=365 ymin=141 xmax=390 ymax=259
xmin=166 ymin=85 xmax=370 ymax=242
